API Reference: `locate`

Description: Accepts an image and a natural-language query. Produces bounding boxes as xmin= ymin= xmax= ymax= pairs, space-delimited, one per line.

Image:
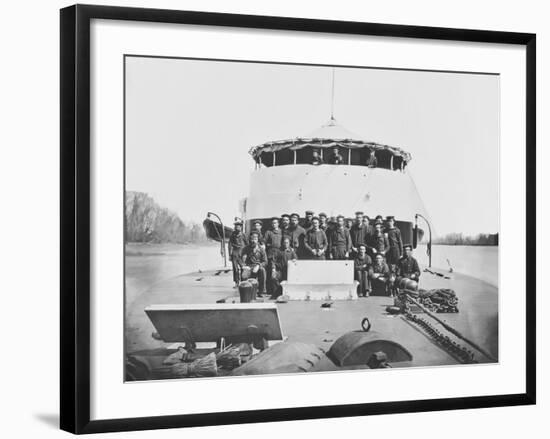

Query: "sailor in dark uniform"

xmin=304 ymin=217 xmax=328 ymax=260
xmin=362 ymin=214 xmax=373 ymax=237
xmin=385 ymin=215 xmax=403 ymax=271
xmin=396 ymin=244 xmax=421 ymax=291
xmin=303 ymin=210 xmax=315 ymax=230
xmin=370 ymin=253 xmax=391 ymax=296
xmin=350 ymin=211 xmax=368 ymax=257
xmin=368 ymin=221 xmax=389 ymax=258
xmin=270 ymin=236 xmax=298 ymax=298
xmin=249 ymin=219 xmax=265 ymax=250
xmin=328 ymin=147 xmax=344 ymax=164
xmin=312 ymin=149 xmax=324 ymax=165
xmin=354 ymin=244 xmax=373 ymax=297
xmin=366 ymin=149 xmax=378 ymax=168
xmin=287 ymin=213 xmax=306 ymax=256
xmin=328 ymin=215 xmax=352 ymax=260
xmin=319 ymin=212 xmax=328 ymax=232
xmin=228 ymin=220 xmax=248 ymax=287
xmin=263 ymin=217 xmax=283 ymax=262
xmin=280 ymin=213 xmax=291 ymax=237
xmin=242 ymin=231 xmax=267 ymax=295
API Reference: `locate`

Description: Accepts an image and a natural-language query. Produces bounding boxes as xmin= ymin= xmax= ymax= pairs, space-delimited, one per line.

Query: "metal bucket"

xmin=238 ymin=280 xmax=254 ymax=303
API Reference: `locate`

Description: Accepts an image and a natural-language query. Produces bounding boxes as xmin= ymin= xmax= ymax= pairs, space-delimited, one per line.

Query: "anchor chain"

xmin=403 ymin=308 xmax=477 ymax=364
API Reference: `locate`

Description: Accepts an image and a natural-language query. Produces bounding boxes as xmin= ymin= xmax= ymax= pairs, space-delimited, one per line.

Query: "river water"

xmin=125 ymin=242 xmax=498 ymax=306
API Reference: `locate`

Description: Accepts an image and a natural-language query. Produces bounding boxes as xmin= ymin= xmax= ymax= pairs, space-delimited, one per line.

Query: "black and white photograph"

xmin=124 ymin=56 xmax=499 ymax=381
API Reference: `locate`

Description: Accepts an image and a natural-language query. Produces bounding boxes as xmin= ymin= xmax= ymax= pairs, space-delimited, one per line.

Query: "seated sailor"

xmin=328 ymin=146 xmax=344 ymax=164
xmin=369 ymin=253 xmax=391 ymax=296
xmin=270 ymin=236 xmax=298 ymax=298
xmin=242 ymin=231 xmax=267 ymax=296
xmin=328 ymin=215 xmax=351 ymax=260
xmin=228 ymin=220 xmax=248 ymax=287
xmin=396 ymin=244 xmax=421 ymax=291
xmin=311 ymin=149 xmax=324 ymax=165
xmin=304 ymin=216 xmax=328 ymax=260
xmin=354 ymin=244 xmax=373 ymax=297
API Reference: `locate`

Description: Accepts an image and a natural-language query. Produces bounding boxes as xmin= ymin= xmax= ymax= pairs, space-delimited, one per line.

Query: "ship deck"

xmin=126 ymin=264 xmax=498 ymax=371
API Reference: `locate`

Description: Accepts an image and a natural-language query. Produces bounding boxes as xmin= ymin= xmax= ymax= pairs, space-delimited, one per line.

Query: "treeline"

xmin=125 ymin=191 xmax=207 ymax=244
xmin=433 ymin=233 xmax=498 ymax=246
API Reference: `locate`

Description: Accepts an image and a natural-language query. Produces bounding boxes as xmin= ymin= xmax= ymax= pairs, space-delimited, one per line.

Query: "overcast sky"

xmin=125 ymin=56 xmax=499 ymax=236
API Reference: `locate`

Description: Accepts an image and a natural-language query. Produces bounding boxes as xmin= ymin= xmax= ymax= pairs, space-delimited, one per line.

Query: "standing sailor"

xmin=328 ymin=147 xmax=344 ymax=164
xmin=366 ymin=149 xmax=378 ymax=168
xmin=242 ymin=231 xmax=267 ymax=296
xmin=328 ymin=215 xmax=352 ymax=260
xmin=264 ymin=217 xmax=284 ymax=262
xmin=303 ymin=210 xmax=315 ymax=230
xmin=362 ymin=214 xmax=373 ymax=237
xmin=304 ymin=217 xmax=328 ymax=260
xmin=319 ymin=212 xmax=329 ymax=232
xmin=397 ymin=244 xmax=421 ymax=291
xmin=312 ymin=149 xmax=324 ymax=165
xmin=249 ymin=219 xmax=265 ymax=250
xmin=350 ymin=211 xmax=368 ymax=257
xmin=368 ymin=221 xmax=389 ymax=258
xmin=385 ymin=215 xmax=403 ymax=271
xmin=286 ymin=213 xmax=306 ymax=256
xmin=228 ymin=220 xmax=248 ymax=288
xmin=280 ymin=214 xmax=291 ymax=237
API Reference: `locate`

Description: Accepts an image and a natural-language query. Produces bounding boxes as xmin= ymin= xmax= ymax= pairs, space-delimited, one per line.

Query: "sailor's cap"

xmin=252 ymin=219 xmax=263 ymax=226
xmin=290 ymin=213 xmax=300 ymax=219
xmin=318 ymin=212 xmax=327 ymax=218
xmin=271 ymin=217 xmax=280 ymax=222
xmin=234 ymin=220 xmax=243 ymax=226
xmin=336 ymin=215 xmax=345 ymax=220
xmin=355 ymin=211 xmax=364 ymax=215
xmin=403 ymin=244 xmax=413 ymax=251
xmin=281 ymin=213 xmax=290 ymax=219
xmin=249 ymin=231 xmax=260 ymax=237
xmin=386 ymin=215 xmax=395 ymax=221
xmin=305 ymin=210 xmax=314 ymax=215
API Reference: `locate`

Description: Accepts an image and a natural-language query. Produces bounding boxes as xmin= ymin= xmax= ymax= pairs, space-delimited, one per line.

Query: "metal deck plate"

xmin=145 ymin=303 xmax=283 ymax=343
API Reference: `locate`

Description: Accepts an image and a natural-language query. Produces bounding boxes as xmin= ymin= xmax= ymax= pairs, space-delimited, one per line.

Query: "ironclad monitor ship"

xmin=126 ymin=115 xmax=498 ymax=380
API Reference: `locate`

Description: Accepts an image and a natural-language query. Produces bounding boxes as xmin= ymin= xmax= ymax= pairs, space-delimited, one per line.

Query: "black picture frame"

xmin=60 ymin=4 xmax=536 ymax=434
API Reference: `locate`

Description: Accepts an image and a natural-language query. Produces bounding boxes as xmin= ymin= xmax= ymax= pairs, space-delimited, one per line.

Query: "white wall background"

xmin=0 ymin=0 xmax=546 ymax=438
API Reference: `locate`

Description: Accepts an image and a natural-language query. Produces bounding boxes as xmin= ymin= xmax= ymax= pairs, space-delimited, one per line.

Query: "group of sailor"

xmin=228 ymin=211 xmax=421 ymax=298
xmin=311 ymin=147 xmax=378 ymax=167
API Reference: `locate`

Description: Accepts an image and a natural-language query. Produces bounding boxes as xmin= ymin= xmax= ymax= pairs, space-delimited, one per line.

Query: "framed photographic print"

xmin=60 ymin=4 xmax=536 ymax=434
